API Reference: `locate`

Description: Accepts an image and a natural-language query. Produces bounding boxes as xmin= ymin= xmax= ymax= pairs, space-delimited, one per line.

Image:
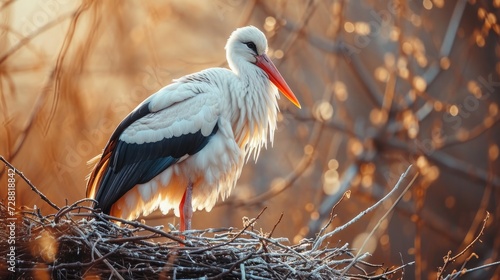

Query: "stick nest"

xmin=0 ymin=199 xmax=406 ymax=280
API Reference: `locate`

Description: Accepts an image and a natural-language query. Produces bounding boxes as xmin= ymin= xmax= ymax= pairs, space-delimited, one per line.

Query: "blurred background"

xmin=1 ymin=0 xmax=499 ymax=279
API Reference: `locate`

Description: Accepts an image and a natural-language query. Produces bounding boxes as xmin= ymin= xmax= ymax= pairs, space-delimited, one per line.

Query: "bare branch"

xmin=0 ymin=155 xmax=60 ymax=211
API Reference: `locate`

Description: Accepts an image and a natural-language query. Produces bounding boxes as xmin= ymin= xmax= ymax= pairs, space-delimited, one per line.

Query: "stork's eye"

xmin=244 ymin=42 xmax=257 ymax=54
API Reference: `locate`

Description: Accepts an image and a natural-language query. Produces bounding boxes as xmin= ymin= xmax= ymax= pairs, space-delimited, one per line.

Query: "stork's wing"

xmin=86 ymin=81 xmax=221 ymax=214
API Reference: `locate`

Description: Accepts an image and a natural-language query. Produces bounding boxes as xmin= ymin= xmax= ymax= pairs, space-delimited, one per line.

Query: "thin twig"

xmin=0 ymin=155 xmax=60 ymax=211
xmin=443 ymin=260 xmax=500 ymax=280
xmin=191 ymin=207 xmax=268 ymax=254
xmin=437 ymin=212 xmax=490 ymax=279
xmin=316 ymin=190 xmax=350 ymax=239
xmin=312 ymin=165 xmax=416 ymax=252
xmin=267 ymin=212 xmax=284 ymax=239
xmin=101 ymin=214 xmax=186 ymax=245
xmin=54 ymin=198 xmax=97 ymax=223
xmin=341 ymin=168 xmax=419 ymax=276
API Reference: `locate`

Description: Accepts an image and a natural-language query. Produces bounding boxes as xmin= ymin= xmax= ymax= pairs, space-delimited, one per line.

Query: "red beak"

xmin=255 ymin=54 xmax=301 ymax=109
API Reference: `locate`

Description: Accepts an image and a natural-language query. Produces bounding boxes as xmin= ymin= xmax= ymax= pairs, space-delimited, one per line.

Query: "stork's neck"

xmin=226 ymin=62 xmax=280 ymax=160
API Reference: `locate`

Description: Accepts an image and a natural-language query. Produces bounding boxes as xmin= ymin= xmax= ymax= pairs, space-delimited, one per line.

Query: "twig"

xmin=267 ymin=212 xmax=283 ymax=239
xmin=368 ymin=261 xmax=416 ymax=279
xmin=316 ymin=190 xmax=350 ymax=239
xmin=0 ymin=155 xmax=60 ymax=211
xmin=208 ymin=252 xmax=255 ymax=280
xmin=312 ymin=165 xmax=416 ymax=252
xmin=341 ymin=168 xmax=419 ymax=276
xmin=443 ymin=260 xmax=500 ymax=280
xmin=191 ymin=207 xmax=268 ymax=254
xmin=100 ymin=213 xmax=187 ymax=245
xmin=308 ymin=163 xmax=359 ymax=237
xmin=437 ymin=212 xmax=490 ymax=279
xmin=54 ymin=198 xmax=98 ymax=223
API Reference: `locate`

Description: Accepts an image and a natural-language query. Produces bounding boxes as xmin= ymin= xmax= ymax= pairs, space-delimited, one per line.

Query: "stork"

xmin=86 ymin=26 xmax=301 ymax=231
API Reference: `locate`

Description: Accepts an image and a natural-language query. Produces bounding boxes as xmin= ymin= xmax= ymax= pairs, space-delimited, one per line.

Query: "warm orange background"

xmin=1 ymin=1 xmax=499 ymax=279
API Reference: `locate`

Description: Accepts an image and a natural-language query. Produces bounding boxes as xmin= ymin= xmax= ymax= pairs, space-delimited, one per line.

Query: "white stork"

xmin=86 ymin=26 xmax=301 ymax=231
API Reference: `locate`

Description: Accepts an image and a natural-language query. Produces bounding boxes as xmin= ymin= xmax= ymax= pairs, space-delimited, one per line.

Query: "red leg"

xmin=179 ymin=193 xmax=186 ymax=232
xmin=179 ymin=182 xmax=193 ymax=232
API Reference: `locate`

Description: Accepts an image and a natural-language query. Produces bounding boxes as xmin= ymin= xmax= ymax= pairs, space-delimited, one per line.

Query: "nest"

xmin=2 ymin=160 xmax=498 ymax=279
xmin=0 ymin=157 xmax=422 ymax=279
xmin=0 ymin=197 xmax=413 ymax=280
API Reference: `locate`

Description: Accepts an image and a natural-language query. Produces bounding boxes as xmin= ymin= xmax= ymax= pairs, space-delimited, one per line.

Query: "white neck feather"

xmin=227 ymin=60 xmax=280 ymax=161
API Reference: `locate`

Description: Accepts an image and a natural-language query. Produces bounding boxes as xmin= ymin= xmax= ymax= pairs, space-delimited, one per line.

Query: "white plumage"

xmin=86 ymin=26 xmax=300 ymax=231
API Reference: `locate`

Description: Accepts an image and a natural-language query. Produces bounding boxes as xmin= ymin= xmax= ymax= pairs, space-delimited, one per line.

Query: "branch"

xmin=341 ymin=166 xmax=419 ymax=276
xmin=443 ymin=260 xmax=500 ymax=280
xmin=312 ymin=165 xmax=417 ymax=252
xmin=0 ymin=155 xmax=60 ymax=211
xmin=437 ymin=212 xmax=490 ymax=279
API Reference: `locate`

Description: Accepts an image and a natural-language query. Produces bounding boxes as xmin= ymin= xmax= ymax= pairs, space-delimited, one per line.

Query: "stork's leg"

xmin=179 ymin=182 xmax=193 ymax=231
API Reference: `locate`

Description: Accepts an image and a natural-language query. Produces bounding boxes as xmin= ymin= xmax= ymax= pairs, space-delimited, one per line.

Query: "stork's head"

xmin=225 ymin=26 xmax=301 ymax=108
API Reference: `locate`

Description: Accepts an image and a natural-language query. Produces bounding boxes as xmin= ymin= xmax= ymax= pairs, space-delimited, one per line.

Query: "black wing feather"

xmin=94 ymin=110 xmax=219 ymax=214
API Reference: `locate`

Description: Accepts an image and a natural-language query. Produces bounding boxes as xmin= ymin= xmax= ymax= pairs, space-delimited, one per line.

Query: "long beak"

xmin=255 ymin=54 xmax=301 ymax=108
